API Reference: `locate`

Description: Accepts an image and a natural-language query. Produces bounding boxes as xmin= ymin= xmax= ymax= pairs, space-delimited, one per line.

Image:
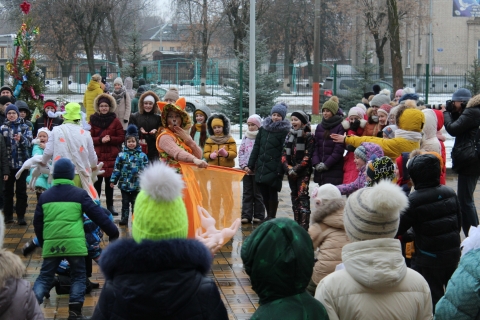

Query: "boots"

xmin=119 ymin=210 xmax=129 ymax=226
xmin=107 ymin=205 xmax=119 ymax=216
xmin=264 ymin=201 xmax=279 ymax=221
xmin=68 ymin=302 xmax=89 ymax=320
xmin=22 ymin=239 xmax=39 ymax=256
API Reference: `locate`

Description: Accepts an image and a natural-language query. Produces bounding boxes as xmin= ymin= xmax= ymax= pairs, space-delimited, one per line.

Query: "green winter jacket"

xmin=241 ymin=218 xmax=329 ymax=320
xmin=247 ymin=117 xmax=290 ymax=192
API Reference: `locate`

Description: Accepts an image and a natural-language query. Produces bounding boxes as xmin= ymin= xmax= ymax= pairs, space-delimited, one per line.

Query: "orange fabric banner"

xmin=179 ymin=162 xmax=245 ymax=238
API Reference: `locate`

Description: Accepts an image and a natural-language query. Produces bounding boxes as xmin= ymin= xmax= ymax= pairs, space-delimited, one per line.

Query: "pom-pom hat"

xmin=125 ymin=124 xmax=139 ymax=144
xmin=271 ymin=102 xmax=288 ymax=119
xmin=247 ymin=114 xmax=262 ymax=128
xmin=164 ymin=88 xmax=180 ymax=102
xmin=322 ymin=96 xmax=339 ymax=115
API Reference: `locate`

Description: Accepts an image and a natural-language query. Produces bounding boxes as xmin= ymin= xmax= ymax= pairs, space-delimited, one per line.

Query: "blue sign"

xmin=453 ymin=0 xmax=480 ymax=17
xmin=437 ymin=48 xmax=444 ymax=52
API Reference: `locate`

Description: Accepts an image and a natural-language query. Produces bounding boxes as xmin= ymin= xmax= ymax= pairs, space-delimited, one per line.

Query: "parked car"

xmin=320 ymin=77 xmax=394 ymax=103
xmin=149 ymin=85 xmax=207 ymax=114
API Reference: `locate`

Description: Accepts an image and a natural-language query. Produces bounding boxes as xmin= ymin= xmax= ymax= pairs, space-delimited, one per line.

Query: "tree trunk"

xmin=306 ymin=48 xmax=313 ymax=87
xmin=283 ymin=27 xmax=290 ymax=94
xmin=199 ymin=0 xmax=209 ymax=95
xmin=269 ymin=49 xmax=278 ymax=73
xmin=84 ymin=40 xmax=96 ymax=74
xmin=107 ymin=12 xmax=123 ymax=68
xmin=373 ymin=34 xmax=388 ymax=80
xmin=59 ymin=60 xmax=73 ymax=93
xmin=387 ymin=0 xmax=403 ymax=90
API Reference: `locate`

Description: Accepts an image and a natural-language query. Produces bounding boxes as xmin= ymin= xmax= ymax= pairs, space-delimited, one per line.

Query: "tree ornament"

xmin=23 ymin=75 xmax=28 ymax=82
xmin=29 ymin=86 xmax=37 ymax=99
xmin=20 ymin=1 xmax=31 ymax=15
xmin=39 ymin=94 xmax=44 ymax=101
xmin=14 ymin=81 xmax=23 ymax=97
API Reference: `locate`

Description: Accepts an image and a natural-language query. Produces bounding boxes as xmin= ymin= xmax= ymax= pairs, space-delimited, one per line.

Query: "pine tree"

xmin=219 ymin=27 xmax=281 ymax=123
xmin=466 ymin=58 xmax=480 ymax=95
xmin=122 ymin=26 xmax=146 ymax=89
xmin=6 ymin=1 xmax=45 ymax=115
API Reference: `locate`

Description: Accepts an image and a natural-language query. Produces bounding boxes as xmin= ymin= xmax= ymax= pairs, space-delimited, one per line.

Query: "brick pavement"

xmin=2 ymin=175 xmax=476 ymax=319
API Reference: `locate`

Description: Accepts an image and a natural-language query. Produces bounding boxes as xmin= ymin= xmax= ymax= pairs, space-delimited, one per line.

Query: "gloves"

xmin=124 ymin=119 xmax=128 ymax=123
xmin=218 ymin=148 xmax=228 ymax=157
xmin=346 ymin=144 xmax=356 ymax=152
xmin=288 ymin=169 xmax=297 ymax=177
xmin=210 ymin=152 xmax=218 ymax=160
xmin=315 ymin=163 xmax=328 ymax=172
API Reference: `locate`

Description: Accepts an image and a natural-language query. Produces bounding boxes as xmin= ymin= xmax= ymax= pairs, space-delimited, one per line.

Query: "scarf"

xmin=395 ymin=129 xmax=422 ymax=142
xmin=285 ymin=127 xmax=306 ymax=165
xmin=90 ymin=112 xmax=116 ymax=129
xmin=321 ymin=114 xmax=343 ymax=130
xmin=245 ymin=129 xmax=258 ymax=139
xmin=209 ymin=134 xmax=231 ymax=144
xmin=111 ymin=88 xmax=126 ymax=106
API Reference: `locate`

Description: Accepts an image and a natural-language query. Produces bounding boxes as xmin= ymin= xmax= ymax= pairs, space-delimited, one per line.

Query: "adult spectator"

xmin=83 ymin=74 xmax=104 ymax=121
xmin=0 ymin=85 xmax=15 ymax=103
xmin=0 ymin=96 xmax=11 ymax=124
xmin=130 ymin=86 xmax=145 ymax=114
xmin=112 ymin=77 xmax=131 ymax=130
xmin=90 ymin=93 xmax=124 ymax=216
xmin=124 ymin=77 xmax=135 ymax=100
xmin=33 ymin=100 xmax=63 ymax=137
xmin=443 ymin=88 xmax=479 ymax=237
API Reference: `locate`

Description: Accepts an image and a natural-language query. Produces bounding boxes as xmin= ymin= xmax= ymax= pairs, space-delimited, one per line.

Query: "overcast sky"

xmin=155 ymin=0 xmax=173 ymax=17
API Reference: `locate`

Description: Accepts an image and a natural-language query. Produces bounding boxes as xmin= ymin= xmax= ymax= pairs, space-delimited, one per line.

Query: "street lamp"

xmin=249 ymin=0 xmax=256 ymax=116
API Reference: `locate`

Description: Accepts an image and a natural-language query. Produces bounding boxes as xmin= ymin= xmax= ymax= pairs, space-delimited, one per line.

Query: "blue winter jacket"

xmin=1 ymin=117 xmax=32 ymax=169
xmin=110 ymin=145 xmax=148 ymax=192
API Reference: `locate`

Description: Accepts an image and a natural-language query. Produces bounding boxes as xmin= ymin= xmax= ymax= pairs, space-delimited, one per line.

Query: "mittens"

xmin=210 ymin=152 xmax=218 ymax=160
xmin=218 ymin=148 xmax=228 ymax=157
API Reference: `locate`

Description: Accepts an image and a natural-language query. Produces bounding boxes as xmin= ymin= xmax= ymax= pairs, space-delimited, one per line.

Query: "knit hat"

xmin=452 ymin=88 xmax=472 ymax=102
xmin=43 ymin=100 xmax=57 ymax=111
xmin=63 ymin=103 xmax=82 ymax=121
xmin=377 ymin=104 xmax=392 ymax=116
xmin=395 ymin=89 xmax=404 ymax=98
xmin=247 ymin=114 xmax=262 ymax=128
xmin=348 ymin=106 xmax=365 ymax=119
xmin=0 ymin=85 xmax=13 ymax=95
xmin=398 ymin=93 xmax=419 ymax=105
xmin=0 ymin=96 xmax=11 ymax=106
xmin=97 ymin=96 xmax=111 ymax=107
xmin=314 ymin=183 xmax=342 ymax=201
xmin=382 ymin=125 xmax=397 ymax=139
xmin=291 ymin=110 xmax=310 ymax=124
xmin=37 ymin=127 xmax=51 ymax=139
xmin=194 ymin=104 xmax=212 ymax=120
xmin=397 ymin=107 xmax=425 ymax=132
xmin=5 ymin=104 xmax=19 ymax=116
xmin=164 ymin=88 xmax=180 ymax=102
xmin=125 ymin=124 xmax=139 ymax=144
xmin=370 ymin=92 xmax=391 ymax=107
xmin=53 ymin=158 xmax=75 ymax=180
xmin=343 ymin=180 xmax=409 ymax=242
xmin=355 ymin=103 xmax=367 ymax=114
xmin=322 ymin=96 xmax=339 ymax=115
xmin=132 ymin=162 xmax=188 ymax=242
xmin=271 ymin=102 xmax=288 ymax=119
xmin=211 ymin=118 xmax=224 ymax=128
xmin=366 ymin=156 xmax=396 ymax=187
xmin=113 ymin=77 xmax=123 ymax=86
xmin=354 ymin=145 xmax=368 ymax=162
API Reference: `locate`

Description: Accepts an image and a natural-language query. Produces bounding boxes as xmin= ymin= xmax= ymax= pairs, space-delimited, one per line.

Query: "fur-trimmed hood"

xmin=342 ymin=118 xmax=367 ymax=130
xmin=138 ymin=91 xmax=160 ymax=114
xmin=207 ymin=113 xmax=230 ymax=136
xmin=262 ymin=116 xmax=291 ymax=132
xmin=311 ymin=198 xmax=345 ymax=229
xmin=99 ymin=238 xmax=212 ymax=280
xmin=466 ymin=93 xmax=480 ymax=109
xmin=0 ymin=249 xmax=25 ymax=285
xmin=93 ymin=93 xmax=117 ymax=113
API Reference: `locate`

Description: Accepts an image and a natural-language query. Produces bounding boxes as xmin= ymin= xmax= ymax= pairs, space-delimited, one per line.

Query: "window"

xmin=406 ymin=40 xmax=411 ymax=68
xmin=0 ymin=47 xmax=4 ymax=59
xmin=170 ymin=47 xmax=174 ymax=51
xmin=477 ymin=40 xmax=480 ymax=58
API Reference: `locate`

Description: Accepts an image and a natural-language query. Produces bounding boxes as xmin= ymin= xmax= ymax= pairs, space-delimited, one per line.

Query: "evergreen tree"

xmin=466 ymin=58 xmax=480 ymax=95
xmin=122 ymin=26 xmax=146 ymax=89
xmin=6 ymin=2 xmax=45 ymax=115
xmin=219 ymin=27 xmax=281 ymax=123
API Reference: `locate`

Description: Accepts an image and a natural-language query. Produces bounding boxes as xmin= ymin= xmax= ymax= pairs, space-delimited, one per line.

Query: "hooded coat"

xmin=92 ymin=239 xmax=228 ymax=320
xmin=83 ymin=79 xmax=104 ymax=121
xmin=421 ymin=109 xmax=441 ymax=155
xmin=443 ymin=94 xmax=480 ymax=175
xmin=315 ymin=238 xmax=433 ymax=320
xmin=247 ymin=116 xmax=290 ymax=191
xmin=241 ymin=218 xmax=329 ymax=320
xmin=124 ymin=77 xmax=135 ymax=100
xmin=90 ymin=94 xmax=125 ymax=177
xmin=203 ymin=113 xmax=237 ymax=167
xmin=0 ymin=249 xmax=44 ymax=320
xmin=129 ymin=91 xmax=161 ymax=162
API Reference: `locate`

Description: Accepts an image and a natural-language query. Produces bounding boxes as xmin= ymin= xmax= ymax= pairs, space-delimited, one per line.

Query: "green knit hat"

xmin=322 ymin=96 xmax=339 ymax=115
xmin=132 ymin=162 xmax=188 ymax=242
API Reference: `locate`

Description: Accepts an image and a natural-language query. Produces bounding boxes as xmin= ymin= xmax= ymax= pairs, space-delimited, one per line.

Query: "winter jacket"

xmin=83 ymin=80 xmax=104 ymax=121
xmin=26 ymin=144 xmax=50 ymax=190
xmin=0 ymin=249 xmax=44 ymax=320
xmin=336 ymin=142 xmax=384 ymax=196
xmin=421 ymin=109 xmax=441 ymax=154
xmin=110 ymin=145 xmax=149 ymax=192
xmin=124 ymin=77 xmax=135 ymax=100
xmin=312 ymin=112 xmax=345 ymax=185
xmin=397 ymin=153 xmax=461 ymax=267
xmin=247 ymin=117 xmax=290 ymax=191
xmin=238 ymin=132 xmax=257 ymax=170
xmin=281 ymin=125 xmax=315 ymax=177
xmin=90 ymin=111 xmax=125 ymax=177
xmin=241 ymin=218 xmax=329 ymax=320
xmin=33 ymin=178 xmax=119 ymax=258
xmin=203 ymin=136 xmax=237 ymax=167
xmin=308 ymin=198 xmax=349 ymax=288
xmin=345 ymin=134 xmax=420 ymax=160
xmin=33 ymin=114 xmax=63 ymax=137
xmin=92 ymin=239 xmax=228 ymax=320
xmin=434 ymin=248 xmax=480 ymax=320
xmin=0 ymin=137 xmax=9 ymax=177
xmin=315 ymin=238 xmax=433 ymax=320
xmin=112 ymin=88 xmax=132 ymax=130
xmin=443 ymin=95 xmax=480 ymax=175
xmin=128 ymin=91 xmax=161 ymax=162
xmin=363 ymin=108 xmax=385 ymax=137
xmin=1 ymin=117 xmax=32 ymax=169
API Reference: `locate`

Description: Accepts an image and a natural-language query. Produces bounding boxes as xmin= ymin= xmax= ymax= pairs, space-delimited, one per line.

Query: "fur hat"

xmin=348 ymin=106 xmax=365 ymax=119
xmin=94 ymin=93 xmax=117 ymax=113
xmin=113 ymin=77 xmax=123 ymax=86
xmin=370 ymin=92 xmax=391 ymax=107
xmin=366 ymin=156 xmax=396 ymax=187
xmin=247 ymin=114 xmax=262 ymax=128
xmin=377 ymin=104 xmax=392 ymax=116
xmin=125 ymin=124 xmax=139 ymax=144
xmin=207 ymin=113 xmax=230 ymax=136
xmin=53 ymin=158 xmax=75 ymax=180
xmin=5 ymin=104 xmax=19 ymax=116
xmin=194 ymin=104 xmax=212 ymax=121
xmin=343 ymin=180 xmax=409 ymax=242
xmin=271 ymin=102 xmax=288 ymax=119
xmin=164 ymin=88 xmax=180 ymax=102
xmin=322 ymin=96 xmax=339 ymax=115
xmin=132 ymin=162 xmax=188 ymax=242
xmin=291 ymin=110 xmax=310 ymax=124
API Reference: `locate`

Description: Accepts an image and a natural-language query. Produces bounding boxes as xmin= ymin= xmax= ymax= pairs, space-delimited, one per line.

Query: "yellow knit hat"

xmin=211 ymin=118 xmax=224 ymax=128
xmin=398 ymin=108 xmax=425 ymax=132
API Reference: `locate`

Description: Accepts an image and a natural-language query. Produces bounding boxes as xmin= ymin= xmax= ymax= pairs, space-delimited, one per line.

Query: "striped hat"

xmin=343 ymin=180 xmax=409 ymax=242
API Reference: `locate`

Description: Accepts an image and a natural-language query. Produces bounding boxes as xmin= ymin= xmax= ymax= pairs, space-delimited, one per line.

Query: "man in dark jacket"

xmin=33 ymin=158 xmax=119 ymax=320
xmin=396 ymin=153 xmax=461 ymax=311
xmin=443 ymin=88 xmax=480 ymax=237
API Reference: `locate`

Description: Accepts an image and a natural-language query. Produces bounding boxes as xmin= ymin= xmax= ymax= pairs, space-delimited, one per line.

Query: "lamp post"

xmin=312 ymin=0 xmax=321 ymax=115
xmin=249 ymin=0 xmax=256 ymax=116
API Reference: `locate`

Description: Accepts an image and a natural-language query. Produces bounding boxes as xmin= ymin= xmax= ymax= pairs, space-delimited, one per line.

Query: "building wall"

xmin=143 ymin=40 xmax=184 ymax=59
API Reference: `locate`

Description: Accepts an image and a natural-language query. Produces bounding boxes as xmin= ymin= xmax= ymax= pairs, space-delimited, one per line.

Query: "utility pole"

xmin=249 ymin=0 xmax=256 ymax=115
xmin=312 ymin=0 xmax=321 ymax=115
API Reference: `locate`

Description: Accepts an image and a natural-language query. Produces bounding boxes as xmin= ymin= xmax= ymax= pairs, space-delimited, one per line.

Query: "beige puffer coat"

xmin=308 ymin=198 xmax=349 ymax=287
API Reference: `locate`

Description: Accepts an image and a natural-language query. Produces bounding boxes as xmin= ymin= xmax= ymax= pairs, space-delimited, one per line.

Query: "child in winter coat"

xmin=281 ymin=110 xmax=315 ymax=230
xmin=342 ymin=106 xmax=367 ymax=184
xmin=204 ymin=113 xmax=237 ymax=167
xmin=33 ymin=100 xmax=63 ymax=137
xmin=312 ymin=96 xmax=345 ymax=186
xmin=110 ymin=125 xmax=149 ymax=226
xmin=190 ymin=104 xmax=211 ymax=152
xmin=112 ymin=77 xmax=132 ymax=130
xmin=336 ymin=142 xmax=384 ymax=196
xmin=27 ymin=128 xmax=51 ymax=200
xmin=363 ymin=92 xmax=391 ymax=137
xmin=239 ymin=114 xmax=265 ymax=224
xmin=307 ymin=184 xmax=349 ymax=295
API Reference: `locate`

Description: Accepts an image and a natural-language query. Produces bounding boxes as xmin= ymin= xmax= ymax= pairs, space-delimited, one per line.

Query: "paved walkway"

xmin=2 ymin=174 xmax=478 ymax=319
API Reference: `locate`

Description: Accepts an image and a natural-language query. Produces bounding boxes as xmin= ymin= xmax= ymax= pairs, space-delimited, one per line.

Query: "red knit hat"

xmin=43 ymin=100 xmax=57 ymax=110
xmin=377 ymin=104 xmax=392 ymax=116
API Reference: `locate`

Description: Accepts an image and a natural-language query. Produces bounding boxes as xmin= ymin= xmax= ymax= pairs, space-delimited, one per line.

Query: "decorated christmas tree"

xmin=5 ymin=1 xmax=45 ymax=116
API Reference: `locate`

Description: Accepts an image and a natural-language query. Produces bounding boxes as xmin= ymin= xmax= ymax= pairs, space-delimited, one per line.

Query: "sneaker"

xmin=22 ymin=239 xmax=38 ymax=257
xmin=241 ymin=218 xmax=250 ymax=224
xmin=17 ymin=219 xmax=27 ymax=226
xmin=252 ymin=218 xmax=263 ymax=223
